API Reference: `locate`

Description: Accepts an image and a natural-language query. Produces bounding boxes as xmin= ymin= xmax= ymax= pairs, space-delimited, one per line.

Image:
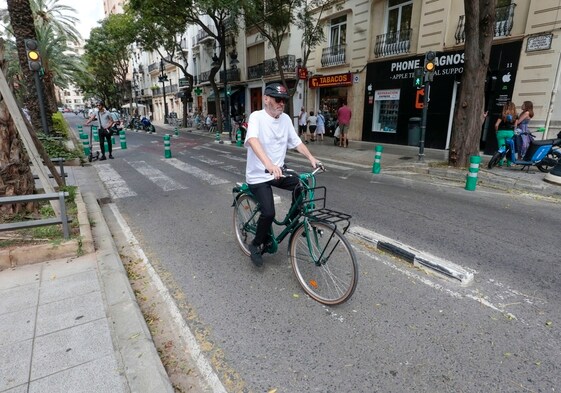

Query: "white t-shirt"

xmin=298 ymin=111 xmax=308 ymax=126
xmin=245 ymin=109 xmax=302 ymax=184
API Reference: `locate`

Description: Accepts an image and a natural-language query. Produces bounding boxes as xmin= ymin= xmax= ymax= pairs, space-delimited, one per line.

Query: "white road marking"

xmin=95 ymin=164 xmax=137 ymax=199
xmin=127 ymin=160 xmax=187 ymax=192
xmin=108 ymin=203 xmax=227 ymax=393
xmin=163 ymin=158 xmax=229 ymax=185
xmin=191 ymin=155 xmax=224 ymax=165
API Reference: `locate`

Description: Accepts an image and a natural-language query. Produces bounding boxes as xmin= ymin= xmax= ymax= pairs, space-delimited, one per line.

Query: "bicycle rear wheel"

xmin=289 ymin=221 xmax=358 ymax=305
xmin=233 ymin=194 xmax=259 ymax=256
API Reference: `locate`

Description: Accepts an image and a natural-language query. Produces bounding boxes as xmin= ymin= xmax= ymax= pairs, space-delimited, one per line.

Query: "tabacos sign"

xmin=309 ymin=72 xmax=353 ymax=88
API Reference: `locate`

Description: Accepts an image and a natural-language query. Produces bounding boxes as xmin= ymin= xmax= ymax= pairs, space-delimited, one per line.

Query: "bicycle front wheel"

xmin=289 ymin=221 xmax=358 ymax=305
xmin=233 ymin=194 xmax=259 ymax=256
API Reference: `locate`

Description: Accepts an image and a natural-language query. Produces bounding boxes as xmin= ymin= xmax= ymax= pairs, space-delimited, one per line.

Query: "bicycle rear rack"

xmin=307 ymin=208 xmax=352 ymax=234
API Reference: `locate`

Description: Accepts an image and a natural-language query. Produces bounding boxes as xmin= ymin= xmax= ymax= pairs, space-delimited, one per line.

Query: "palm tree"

xmin=31 ymin=0 xmax=81 ymax=44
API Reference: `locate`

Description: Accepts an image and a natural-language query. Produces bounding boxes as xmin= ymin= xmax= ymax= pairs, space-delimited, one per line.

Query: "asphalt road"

xmin=68 ymin=114 xmax=561 ymax=392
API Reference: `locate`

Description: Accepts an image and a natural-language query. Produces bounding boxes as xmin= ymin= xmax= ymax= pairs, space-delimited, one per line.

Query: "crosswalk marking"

xmin=127 ymin=160 xmax=187 ymax=192
xmin=96 ymin=164 xmax=137 ymax=199
xmin=191 ymin=155 xmax=224 ymax=165
xmin=221 ymin=165 xmax=244 ymax=176
xmin=163 ymin=158 xmax=229 ymax=185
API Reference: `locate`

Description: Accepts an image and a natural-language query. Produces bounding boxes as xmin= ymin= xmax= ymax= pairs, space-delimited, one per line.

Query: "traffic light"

xmin=413 ymin=68 xmax=424 ymax=88
xmin=424 ymin=51 xmax=436 ymax=82
xmin=25 ymin=39 xmax=42 ymax=72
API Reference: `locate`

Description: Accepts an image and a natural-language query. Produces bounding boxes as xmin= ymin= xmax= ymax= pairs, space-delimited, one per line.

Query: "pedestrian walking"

xmin=514 ymin=101 xmax=534 ymax=159
xmin=244 ymin=83 xmax=320 ymax=267
xmin=494 ymin=102 xmax=517 ymax=166
xmin=308 ymin=111 xmax=317 ymax=141
xmin=298 ymin=107 xmax=309 ymax=143
xmin=86 ymin=101 xmax=115 ymax=160
xmin=315 ymin=110 xmax=326 ymax=141
xmin=337 ymin=100 xmax=352 ymax=147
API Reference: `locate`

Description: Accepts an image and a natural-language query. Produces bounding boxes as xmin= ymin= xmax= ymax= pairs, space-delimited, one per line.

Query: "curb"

xmin=0 ymin=189 xmax=94 ymax=270
xmin=82 ymin=192 xmax=174 ymax=393
xmin=349 ymin=226 xmax=475 ymax=286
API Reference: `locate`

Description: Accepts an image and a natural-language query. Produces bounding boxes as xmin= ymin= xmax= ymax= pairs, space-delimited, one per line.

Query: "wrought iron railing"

xmin=374 ymin=29 xmax=412 ymax=58
xmin=199 ymin=70 xmax=212 ymax=83
xmin=148 ymin=62 xmax=159 ymax=72
xmin=455 ymin=3 xmax=516 ymax=44
xmin=263 ymin=54 xmax=296 ymax=75
xmin=321 ymin=44 xmax=346 ymax=67
xmin=220 ymin=68 xmax=241 ymax=83
xmin=248 ymin=63 xmax=265 ymax=79
xmin=197 ymin=25 xmax=216 ymax=43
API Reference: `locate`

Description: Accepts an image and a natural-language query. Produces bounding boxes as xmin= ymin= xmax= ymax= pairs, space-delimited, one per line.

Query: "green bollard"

xmin=91 ymin=125 xmax=99 ymax=142
xmin=174 ymin=127 xmax=179 ymax=138
xmin=236 ymin=128 xmax=242 ymax=147
xmin=164 ymin=134 xmax=172 ymax=158
xmin=215 ymin=130 xmax=221 ymax=143
xmin=104 ymin=140 xmax=109 ymax=152
xmin=465 ymin=155 xmax=481 ymax=191
xmin=80 ymin=133 xmax=90 ymax=156
xmin=77 ymin=125 xmax=83 ymax=136
xmin=372 ymin=145 xmax=383 ymax=174
xmin=119 ymin=130 xmax=127 ymax=149
xmin=111 ymin=135 xmax=116 ymax=145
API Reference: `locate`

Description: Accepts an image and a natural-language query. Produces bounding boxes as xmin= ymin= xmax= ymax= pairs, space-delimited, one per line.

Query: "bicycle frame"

xmin=232 ymin=167 xmax=351 ymax=258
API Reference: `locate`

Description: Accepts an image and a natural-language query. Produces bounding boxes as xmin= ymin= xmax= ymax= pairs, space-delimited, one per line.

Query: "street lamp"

xmin=159 ymin=58 xmax=169 ymax=124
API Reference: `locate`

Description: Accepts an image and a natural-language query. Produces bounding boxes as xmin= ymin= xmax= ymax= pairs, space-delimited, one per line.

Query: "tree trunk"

xmin=449 ymin=0 xmax=496 ymax=167
xmin=0 ymin=45 xmax=35 ymax=214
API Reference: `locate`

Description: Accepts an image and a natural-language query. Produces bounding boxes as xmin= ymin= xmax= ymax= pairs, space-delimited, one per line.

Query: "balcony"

xmin=321 ymin=44 xmax=346 ymax=67
xmin=374 ymin=29 xmax=412 ymax=58
xmin=197 ymin=25 xmax=216 ymax=44
xmin=263 ymin=54 xmax=296 ymax=75
xmin=199 ymin=70 xmax=212 ymax=83
xmin=220 ymin=68 xmax=241 ymax=83
xmin=148 ymin=62 xmax=159 ymax=73
xmin=248 ymin=63 xmax=265 ymax=79
xmin=455 ymin=3 xmax=516 ymax=44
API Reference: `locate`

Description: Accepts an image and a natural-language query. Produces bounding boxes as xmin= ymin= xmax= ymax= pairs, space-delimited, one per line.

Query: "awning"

xmin=207 ymin=88 xmax=241 ymax=101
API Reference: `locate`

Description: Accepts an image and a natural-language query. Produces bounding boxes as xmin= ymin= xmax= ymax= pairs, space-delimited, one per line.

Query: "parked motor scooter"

xmin=487 ymin=130 xmax=561 ymax=172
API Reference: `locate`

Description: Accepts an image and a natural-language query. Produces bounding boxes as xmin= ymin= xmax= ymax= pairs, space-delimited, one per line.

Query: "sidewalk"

xmin=0 ymin=166 xmax=173 ymax=393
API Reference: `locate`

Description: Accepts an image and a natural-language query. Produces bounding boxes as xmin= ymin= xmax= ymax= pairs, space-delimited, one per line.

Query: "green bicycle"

xmin=232 ymin=166 xmax=358 ymax=305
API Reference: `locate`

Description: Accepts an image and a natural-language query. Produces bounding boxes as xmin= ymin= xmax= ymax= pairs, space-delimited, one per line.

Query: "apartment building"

xmin=123 ymin=1 xmax=561 ymax=150
xmin=359 ymin=0 xmax=561 ymax=153
xmin=189 ymin=0 xmax=561 ymax=151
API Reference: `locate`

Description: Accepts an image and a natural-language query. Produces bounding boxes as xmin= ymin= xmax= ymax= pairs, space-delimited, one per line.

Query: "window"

xmin=387 ymin=0 xmax=412 ymax=36
xmin=372 ymin=89 xmax=400 ymax=133
xmin=330 ymin=16 xmax=347 ymax=48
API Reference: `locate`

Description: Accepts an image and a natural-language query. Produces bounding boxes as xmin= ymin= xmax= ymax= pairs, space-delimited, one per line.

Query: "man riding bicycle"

xmin=244 ymin=83 xmax=320 ymax=267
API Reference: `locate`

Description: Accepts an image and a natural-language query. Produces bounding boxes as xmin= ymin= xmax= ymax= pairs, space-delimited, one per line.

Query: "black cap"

xmin=264 ymin=83 xmax=289 ymax=99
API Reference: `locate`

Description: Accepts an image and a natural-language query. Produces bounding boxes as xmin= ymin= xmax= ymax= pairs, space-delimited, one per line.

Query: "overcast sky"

xmin=58 ymin=0 xmax=104 ymax=40
xmin=0 ymin=0 xmax=105 ymax=40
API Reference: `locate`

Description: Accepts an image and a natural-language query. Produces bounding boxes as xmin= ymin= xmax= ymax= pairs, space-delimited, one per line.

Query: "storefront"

xmin=309 ymin=72 xmax=353 ymax=134
xmin=362 ymin=41 xmax=523 ymax=151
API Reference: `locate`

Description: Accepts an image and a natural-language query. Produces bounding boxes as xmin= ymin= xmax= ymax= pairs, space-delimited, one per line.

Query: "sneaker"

xmin=109 ymin=154 xmax=114 ymax=159
xmin=248 ymin=243 xmax=263 ymax=267
xmin=99 ymin=156 xmax=107 ymax=161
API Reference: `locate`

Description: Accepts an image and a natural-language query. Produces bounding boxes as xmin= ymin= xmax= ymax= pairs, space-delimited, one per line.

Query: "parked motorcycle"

xmin=487 ymin=130 xmax=561 ymax=172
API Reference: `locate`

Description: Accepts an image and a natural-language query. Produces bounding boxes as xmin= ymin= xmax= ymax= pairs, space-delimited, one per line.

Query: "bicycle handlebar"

xmin=265 ymin=162 xmax=324 ymax=177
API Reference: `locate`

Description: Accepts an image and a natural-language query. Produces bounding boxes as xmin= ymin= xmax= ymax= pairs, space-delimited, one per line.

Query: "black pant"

xmin=248 ymin=176 xmax=300 ymax=247
xmin=99 ymin=128 xmax=112 ymax=156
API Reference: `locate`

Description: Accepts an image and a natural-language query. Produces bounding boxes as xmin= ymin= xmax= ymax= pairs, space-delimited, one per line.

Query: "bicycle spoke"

xmin=289 ymin=221 xmax=357 ymax=305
